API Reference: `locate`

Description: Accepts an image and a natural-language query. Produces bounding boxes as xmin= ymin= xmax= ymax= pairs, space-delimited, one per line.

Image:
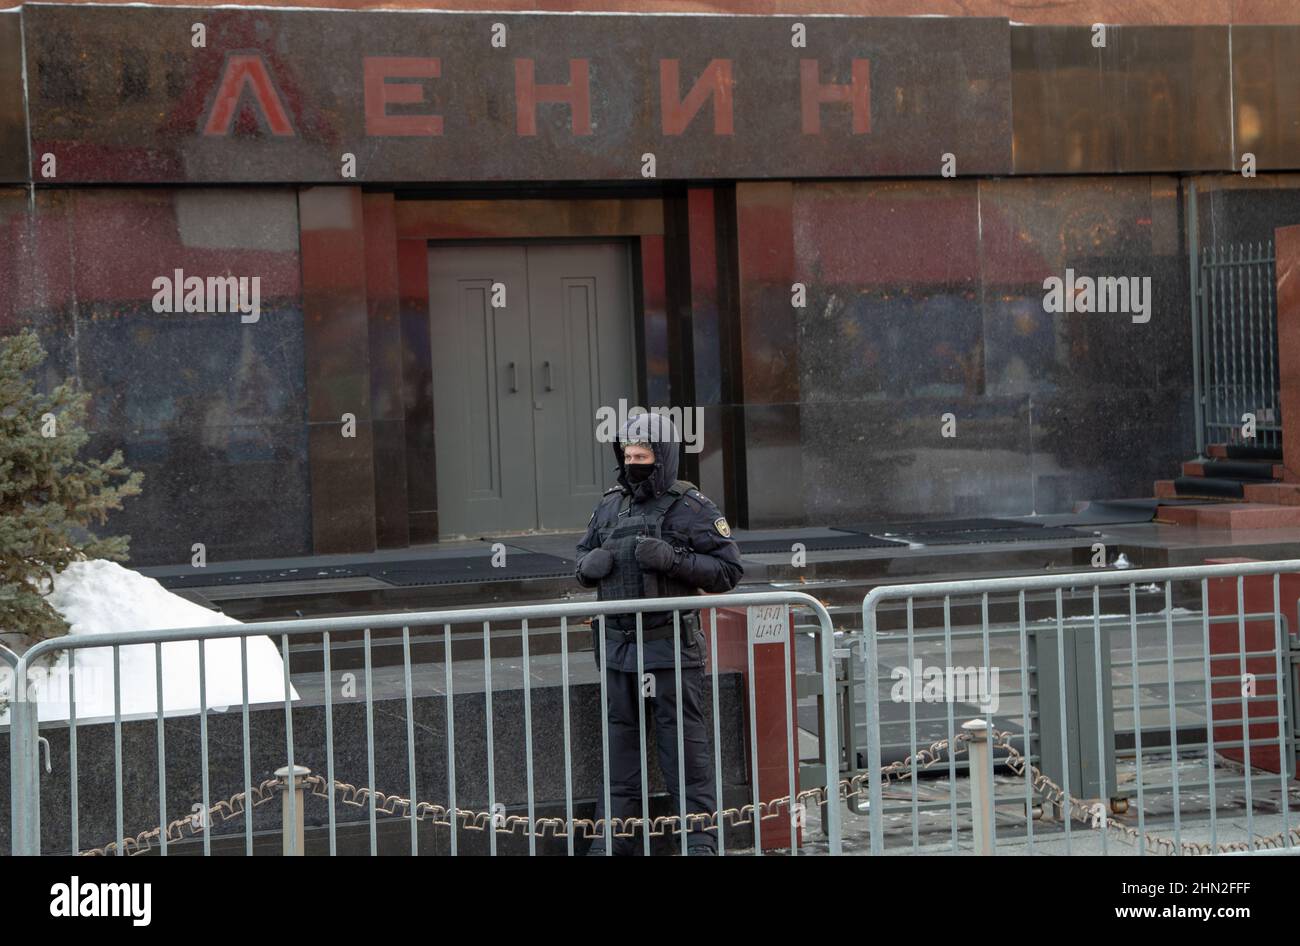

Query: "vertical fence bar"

xmin=1165 ymin=583 xmax=1182 ymax=851
xmin=1238 ymin=244 xmax=1250 ymax=431
xmin=980 ymin=592 xmax=996 ymax=852
xmin=598 ymin=614 xmax=612 ymax=856
xmin=1250 ymin=243 xmax=1261 ymax=431
xmin=522 ymin=618 xmax=535 ymax=857
xmin=70 ymin=650 xmax=80 ymax=855
xmin=1272 ymin=575 xmax=1292 ymax=848
xmin=673 ymin=611 xmax=688 ymax=856
xmin=747 ymin=609 xmax=762 ymax=855
xmin=864 ymin=600 xmax=884 ymax=856
xmin=482 ymin=620 xmax=496 ymax=857
xmin=282 ymin=633 xmax=296 ymax=857
xmin=1232 ymin=244 xmax=1242 ymax=435
xmin=1092 ymin=586 xmax=1108 ymax=857
xmin=710 ymin=607 xmax=725 ymax=857
xmin=402 ymin=625 xmax=418 ymax=856
xmin=1200 ymin=581 xmax=1217 ymax=850
xmin=943 ymin=596 xmax=958 ymax=852
xmin=151 ymin=644 xmax=166 ymax=855
xmin=323 ymin=629 xmax=337 ymax=856
xmin=363 ymin=627 xmax=376 ymax=855
xmin=198 ymin=639 xmax=211 ymax=856
xmin=1129 ymin=584 xmax=1145 ymax=855
xmin=636 ymin=612 xmax=650 ymax=857
xmin=113 ymin=645 xmax=123 ymax=856
xmin=443 ymin=623 xmax=456 ymax=857
xmin=1056 ymin=589 xmax=1072 ymax=853
xmin=1018 ymin=590 xmax=1033 ymax=852
xmin=1188 ymin=181 xmax=1205 ymax=454
xmin=1237 ymin=577 xmax=1256 ymax=850
xmin=1267 ymin=240 xmax=1279 ymax=447
xmin=783 ymin=604 xmax=797 ymax=854
xmin=239 ymin=637 xmax=251 ymax=857
xmin=1209 ymin=246 xmax=1219 ymax=439
xmin=560 ymin=616 xmax=574 ymax=857
xmin=1216 ymin=245 xmax=1227 ymax=440
xmin=817 ymin=603 xmax=842 ymax=856
xmin=906 ymin=596 xmax=919 ymax=853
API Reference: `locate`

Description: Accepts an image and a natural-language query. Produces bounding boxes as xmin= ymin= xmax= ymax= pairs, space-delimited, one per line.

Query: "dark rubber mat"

xmin=1052 ymin=499 xmax=1160 ymax=526
xmin=1221 ymin=444 xmax=1282 ymax=462
xmin=1172 ymin=475 xmax=1246 ymax=499
xmin=1199 ymin=459 xmax=1276 ymax=481
xmin=371 ymin=552 xmax=575 ymax=586
xmin=157 ymin=565 xmax=364 ymax=588
xmin=893 ymin=526 xmax=1094 ymax=546
xmin=839 ymin=517 xmax=1028 ymax=537
xmin=738 ymin=533 xmax=907 ymax=553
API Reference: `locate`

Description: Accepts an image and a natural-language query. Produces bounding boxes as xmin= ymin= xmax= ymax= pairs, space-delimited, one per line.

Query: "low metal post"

xmin=277 ymin=764 xmax=310 ymax=856
xmin=964 ymin=719 xmax=993 ymax=856
xmin=8 ymin=659 xmax=40 ymax=856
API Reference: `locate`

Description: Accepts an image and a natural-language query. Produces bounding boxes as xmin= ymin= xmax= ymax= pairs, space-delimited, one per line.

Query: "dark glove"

xmin=577 ymin=548 xmax=615 ymax=581
xmin=635 ymin=536 xmax=677 ymax=573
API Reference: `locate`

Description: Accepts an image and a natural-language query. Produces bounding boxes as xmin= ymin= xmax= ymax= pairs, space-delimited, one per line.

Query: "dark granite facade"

xmin=20 ymin=6 xmax=1012 ymax=183
xmin=3 ymin=8 xmax=1300 ymax=553
xmin=1012 ymin=25 xmax=1234 ymax=174
xmin=0 ymin=12 xmax=24 ymax=184
xmin=786 ymin=175 xmax=1195 ymax=525
xmin=0 ymin=187 xmax=310 ymax=567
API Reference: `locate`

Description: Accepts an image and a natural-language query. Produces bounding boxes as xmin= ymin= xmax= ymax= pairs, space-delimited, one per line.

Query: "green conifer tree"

xmin=0 ymin=329 xmax=143 ymax=649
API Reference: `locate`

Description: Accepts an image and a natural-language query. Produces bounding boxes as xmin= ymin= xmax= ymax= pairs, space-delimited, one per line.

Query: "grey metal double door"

xmin=429 ymin=242 xmax=635 ymax=537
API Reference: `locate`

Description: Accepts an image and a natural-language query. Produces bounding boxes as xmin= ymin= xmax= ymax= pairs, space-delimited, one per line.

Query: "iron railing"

xmin=4 ymin=592 xmax=841 ymax=856
xmin=860 ymin=559 xmax=1300 ymax=855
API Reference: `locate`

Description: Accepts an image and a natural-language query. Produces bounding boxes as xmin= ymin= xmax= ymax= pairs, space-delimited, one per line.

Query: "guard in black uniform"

xmin=575 ymin=410 xmax=743 ymax=855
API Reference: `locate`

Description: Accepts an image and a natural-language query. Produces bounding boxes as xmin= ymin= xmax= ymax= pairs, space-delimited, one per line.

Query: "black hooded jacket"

xmin=575 ymin=412 xmax=744 ymax=671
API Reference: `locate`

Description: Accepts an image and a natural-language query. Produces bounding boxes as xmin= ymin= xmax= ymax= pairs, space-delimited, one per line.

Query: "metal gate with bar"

xmin=1188 ymin=186 xmax=1281 ymax=454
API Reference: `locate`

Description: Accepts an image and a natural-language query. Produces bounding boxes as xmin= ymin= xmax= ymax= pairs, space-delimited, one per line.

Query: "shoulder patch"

xmin=713 ymin=517 xmax=731 ymax=538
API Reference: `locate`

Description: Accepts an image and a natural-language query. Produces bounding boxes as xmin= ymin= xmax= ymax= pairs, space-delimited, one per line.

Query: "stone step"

xmin=1156 ymin=476 xmax=1247 ymax=500
xmin=1243 ymin=482 xmax=1300 ymax=505
xmin=1207 ymin=443 xmax=1283 ymax=462
xmin=1181 ymin=459 xmax=1280 ymax=480
xmin=1159 ymin=502 xmax=1300 ymax=530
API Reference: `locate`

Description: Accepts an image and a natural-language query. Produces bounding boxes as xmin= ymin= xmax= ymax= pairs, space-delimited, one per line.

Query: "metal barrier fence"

xmin=1189 ymin=225 xmax=1280 ymax=454
xmin=4 ymin=591 xmax=841 ymax=856
xmin=860 ymin=559 xmax=1300 ymax=855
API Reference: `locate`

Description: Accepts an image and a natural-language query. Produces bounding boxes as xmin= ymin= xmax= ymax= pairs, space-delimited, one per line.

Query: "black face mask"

xmin=624 ymin=461 xmax=654 ymax=484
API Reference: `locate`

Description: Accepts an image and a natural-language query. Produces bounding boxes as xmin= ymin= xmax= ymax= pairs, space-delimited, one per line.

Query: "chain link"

xmin=79 ymin=726 xmax=1300 ymax=856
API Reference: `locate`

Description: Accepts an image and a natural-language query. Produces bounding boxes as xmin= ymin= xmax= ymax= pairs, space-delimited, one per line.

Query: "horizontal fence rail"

xmin=859 ymin=559 xmax=1300 ymax=856
xmin=4 ymin=592 xmax=841 ymax=857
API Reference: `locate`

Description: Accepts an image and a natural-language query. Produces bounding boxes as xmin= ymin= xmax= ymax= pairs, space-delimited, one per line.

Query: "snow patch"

xmin=2 ymin=560 xmax=298 ymax=725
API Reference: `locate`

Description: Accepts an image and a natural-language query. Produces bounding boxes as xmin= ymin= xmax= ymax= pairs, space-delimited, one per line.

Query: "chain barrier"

xmin=77 ymin=727 xmax=1300 ymax=856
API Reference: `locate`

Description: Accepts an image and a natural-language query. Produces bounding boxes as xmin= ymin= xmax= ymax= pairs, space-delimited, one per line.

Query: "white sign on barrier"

xmin=747 ymin=604 xmax=788 ymax=645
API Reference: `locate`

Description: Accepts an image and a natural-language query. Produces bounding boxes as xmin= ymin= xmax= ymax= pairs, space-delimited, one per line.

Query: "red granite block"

xmin=1243 ymin=482 xmax=1300 ymax=505
xmin=1162 ymin=502 xmax=1300 ymax=529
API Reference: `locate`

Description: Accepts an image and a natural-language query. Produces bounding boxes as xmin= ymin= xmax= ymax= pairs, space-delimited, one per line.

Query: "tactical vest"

xmin=596 ymin=479 xmax=700 ymax=632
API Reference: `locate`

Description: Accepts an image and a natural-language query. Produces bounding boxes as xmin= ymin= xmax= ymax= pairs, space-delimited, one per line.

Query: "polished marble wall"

xmin=5 ymin=172 xmax=1300 ymax=559
xmin=739 ymin=175 xmax=1199 ymax=525
xmin=0 ymin=187 xmax=310 ymax=566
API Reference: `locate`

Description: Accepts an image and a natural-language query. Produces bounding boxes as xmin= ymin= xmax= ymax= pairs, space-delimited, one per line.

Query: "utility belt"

xmin=601 ymin=611 xmax=699 ymax=644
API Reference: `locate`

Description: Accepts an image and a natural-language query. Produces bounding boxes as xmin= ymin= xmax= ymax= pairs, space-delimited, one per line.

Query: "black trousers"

xmin=589 ymin=664 xmax=717 ymax=854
